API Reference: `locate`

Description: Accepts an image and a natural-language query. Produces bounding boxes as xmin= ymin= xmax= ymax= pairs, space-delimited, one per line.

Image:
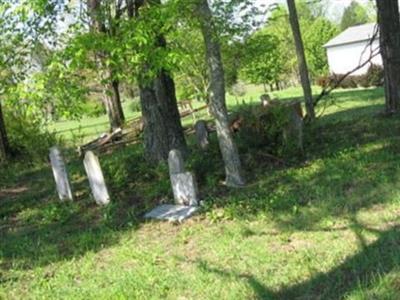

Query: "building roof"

xmin=324 ymin=23 xmax=379 ymax=48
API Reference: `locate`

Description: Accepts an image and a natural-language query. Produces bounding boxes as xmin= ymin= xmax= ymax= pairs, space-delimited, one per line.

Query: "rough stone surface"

xmin=283 ymin=103 xmax=304 ymax=153
xmin=144 ymin=204 xmax=199 ymax=222
xmin=49 ymin=146 xmax=73 ymax=201
xmin=168 ymin=149 xmax=185 ymax=175
xmin=171 ymin=172 xmax=199 ymax=206
xmin=83 ymin=151 xmax=110 ymax=205
xmin=194 ymin=120 xmax=209 ymax=150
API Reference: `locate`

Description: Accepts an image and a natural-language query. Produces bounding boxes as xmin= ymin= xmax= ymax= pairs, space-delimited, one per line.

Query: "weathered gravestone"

xmin=194 ymin=120 xmax=209 ymax=150
xmin=171 ymin=172 xmax=199 ymax=206
xmin=168 ymin=149 xmax=185 ymax=175
xmin=83 ymin=151 xmax=110 ymax=205
xmin=49 ymin=146 xmax=73 ymax=201
xmin=282 ymin=101 xmax=304 ymax=153
xmin=168 ymin=149 xmax=199 ymax=206
xmin=145 ymin=149 xmax=199 ymax=221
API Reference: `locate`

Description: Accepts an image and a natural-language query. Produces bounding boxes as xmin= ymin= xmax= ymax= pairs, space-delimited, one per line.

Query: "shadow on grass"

xmin=0 ymin=88 xmax=397 ymax=279
xmin=0 ymin=147 xmax=167 ymax=271
xmin=197 ymin=224 xmax=400 ymax=299
xmin=198 ymin=95 xmax=400 ymax=229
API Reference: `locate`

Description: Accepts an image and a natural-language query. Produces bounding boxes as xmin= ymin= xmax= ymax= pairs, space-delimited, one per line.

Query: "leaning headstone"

xmin=194 ymin=120 xmax=209 ymax=150
xmin=83 ymin=151 xmax=110 ymax=205
xmin=49 ymin=146 xmax=73 ymax=201
xmin=171 ymin=172 xmax=199 ymax=206
xmin=168 ymin=149 xmax=185 ymax=175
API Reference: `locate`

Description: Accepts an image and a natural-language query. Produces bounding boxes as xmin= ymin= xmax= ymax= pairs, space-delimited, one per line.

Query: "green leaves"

xmin=240 ymin=32 xmax=283 ymax=87
xmin=340 ymin=0 xmax=372 ymax=31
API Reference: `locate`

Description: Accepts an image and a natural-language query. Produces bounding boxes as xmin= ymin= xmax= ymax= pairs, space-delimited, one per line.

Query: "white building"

xmin=324 ymin=23 xmax=382 ymax=75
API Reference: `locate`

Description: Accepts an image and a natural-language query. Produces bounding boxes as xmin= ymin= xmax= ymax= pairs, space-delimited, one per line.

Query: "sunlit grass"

xmin=2 ymin=86 xmax=400 ymax=299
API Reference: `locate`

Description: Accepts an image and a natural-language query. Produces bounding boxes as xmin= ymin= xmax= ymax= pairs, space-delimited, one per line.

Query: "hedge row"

xmin=317 ymin=64 xmax=384 ymax=89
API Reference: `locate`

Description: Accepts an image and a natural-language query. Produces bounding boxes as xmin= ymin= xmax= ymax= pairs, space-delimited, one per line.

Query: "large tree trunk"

xmin=0 ymin=102 xmax=11 ymax=161
xmin=376 ymin=0 xmax=400 ymax=114
xmin=197 ymin=0 xmax=245 ymax=187
xmin=287 ymin=0 xmax=315 ymax=120
xmin=87 ymin=0 xmax=125 ymax=130
xmin=129 ymin=0 xmax=187 ymax=162
xmin=140 ymin=70 xmax=187 ymax=162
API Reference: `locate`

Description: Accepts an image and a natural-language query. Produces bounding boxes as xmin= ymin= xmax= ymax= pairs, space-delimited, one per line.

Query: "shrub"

xmin=229 ymin=82 xmax=246 ymax=98
xmin=316 ymin=76 xmax=330 ymax=88
xmin=5 ymin=112 xmax=58 ymax=162
xmin=317 ymin=64 xmax=384 ymax=90
xmin=232 ymin=103 xmax=302 ymax=157
xmin=364 ymin=64 xmax=384 ymax=87
xmin=339 ymin=75 xmax=358 ymax=89
xmin=317 ymin=74 xmax=358 ymax=89
xmin=81 ymin=101 xmax=105 ymax=117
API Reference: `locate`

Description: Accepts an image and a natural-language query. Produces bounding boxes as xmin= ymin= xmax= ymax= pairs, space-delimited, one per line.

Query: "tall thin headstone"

xmin=194 ymin=120 xmax=209 ymax=150
xmin=83 ymin=151 xmax=110 ymax=205
xmin=49 ymin=146 xmax=73 ymax=201
xmin=283 ymin=101 xmax=304 ymax=153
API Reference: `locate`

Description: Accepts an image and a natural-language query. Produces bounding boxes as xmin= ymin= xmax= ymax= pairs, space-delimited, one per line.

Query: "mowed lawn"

xmin=47 ymin=84 xmax=275 ymax=143
xmin=2 ymin=87 xmax=400 ymax=299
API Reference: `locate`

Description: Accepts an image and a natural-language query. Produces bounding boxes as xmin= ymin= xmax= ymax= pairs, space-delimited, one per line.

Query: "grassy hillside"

xmin=2 ymin=87 xmax=400 ymax=299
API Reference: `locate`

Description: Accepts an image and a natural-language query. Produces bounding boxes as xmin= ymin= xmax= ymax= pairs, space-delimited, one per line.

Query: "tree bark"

xmin=0 ymin=101 xmax=11 ymax=161
xmin=287 ymin=0 xmax=315 ymax=120
xmin=197 ymin=0 xmax=245 ymax=187
xmin=376 ymin=0 xmax=400 ymax=114
xmin=139 ymin=70 xmax=187 ymax=162
xmin=87 ymin=0 xmax=125 ymax=130
xmin=130 ymin=0 xmax=187 ymax=162
xmin=103 ymin=78 xmax=125 ymax=131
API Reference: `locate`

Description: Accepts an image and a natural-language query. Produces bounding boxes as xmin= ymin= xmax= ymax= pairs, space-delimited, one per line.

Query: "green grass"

xmin=48 ymin=84 xmax=311 ymax=143
xmin=47 ymin=101 xmax=141 ymax=144
xmin=2 ymin=86 xmax=400 ymax=299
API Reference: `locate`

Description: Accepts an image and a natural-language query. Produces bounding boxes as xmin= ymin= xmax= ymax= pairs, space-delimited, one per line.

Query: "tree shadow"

xmin=0 ymin=88 xmax=397 ymax=281
xmin=195 ymin=97 xmax=400 ymax=230
xmin=196 ymin=224 xmax=400 ymax=299
xmin=0 ymin=148 xmax=159 ymax=272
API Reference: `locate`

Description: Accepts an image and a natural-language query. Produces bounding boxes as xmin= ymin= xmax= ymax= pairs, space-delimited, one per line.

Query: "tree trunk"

xmin=129 ymin=0 xmax=187 ymax=162
xmin=287 ymin=0 xmax=315 ymax=120
xmin=0 ymin=102 xmax=11 ymax=161
xmin=197 ymin=0 xmax=245 ymax=187
xmin=376 ymin=0 xmax=400 ymax=114
xmin=269 ymin=84 xmax=274 ymax=92
xmin=87 ymin=0 xmax=125 ymax=130
xmin=103 ymin=78 xmax=125 ymax=131
xmin=139 ymin=70 xmax=187 ymax=162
